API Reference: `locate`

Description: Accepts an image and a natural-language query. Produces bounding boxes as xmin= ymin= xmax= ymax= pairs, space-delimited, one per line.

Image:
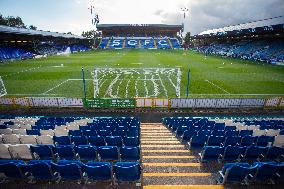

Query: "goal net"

xmin=0 ymin=76 xmax=7 ymax=97
xmin=92 ymin=68 xmax=181 ymax=98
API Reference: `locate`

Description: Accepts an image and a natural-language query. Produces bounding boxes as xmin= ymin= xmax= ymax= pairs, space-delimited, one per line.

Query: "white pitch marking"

xmin=104 ymin=74 xmax=120 ymax=98
xmin=125 ymin=79 xmax=131 ymax=98
xmin=68 ymin=79 xmax=92 ymax=81
xmin=42 ymin=80 xmax=69 ymax=94
xmin=144 ymin=75 xmax=149 ymax=97
xmin=205 ymin=80 xmax=230 ymax=94
xmin=157 ymin=73 xmax=168 ymax=98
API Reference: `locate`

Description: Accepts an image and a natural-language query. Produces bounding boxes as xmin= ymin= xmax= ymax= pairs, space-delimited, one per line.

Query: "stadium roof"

xmin=198 ymin=16 xmax=284 ymax=36
xmin=97 ymin=24 xmax=183 ymax=30
xmin=0 ymin=25 xmax=85 ymax=39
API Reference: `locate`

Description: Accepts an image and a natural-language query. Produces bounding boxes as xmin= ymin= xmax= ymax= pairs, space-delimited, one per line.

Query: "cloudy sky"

xmin=0 ymin=0 xmax=283 ymax=35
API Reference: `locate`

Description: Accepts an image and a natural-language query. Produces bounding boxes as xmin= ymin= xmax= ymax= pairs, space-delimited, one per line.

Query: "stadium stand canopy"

xmin=193 ymin=16 xmax=284 ymax=39
xmin=0 ymin=25 xmax=85 ymax=40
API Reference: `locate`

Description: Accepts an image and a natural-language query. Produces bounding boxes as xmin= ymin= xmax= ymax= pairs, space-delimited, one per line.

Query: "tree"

xmin=6 ymin=16 xmax=26 ymax=28
xmin=0 ymin=14 xmax=8 ymax=25
xmin=66 ymin=32 xmax=73 ymax=35
xmin=29 ymin=25 xmax=37 ymax=30
xmin=184 ymin=32 xmax=191 ymax=45
xmin=82 ymin=30 xmax=100 ymax=39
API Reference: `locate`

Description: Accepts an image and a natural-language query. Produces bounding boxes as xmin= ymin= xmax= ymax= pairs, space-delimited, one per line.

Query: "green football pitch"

xmin=0 ymin=49 xmax=284 ymax=99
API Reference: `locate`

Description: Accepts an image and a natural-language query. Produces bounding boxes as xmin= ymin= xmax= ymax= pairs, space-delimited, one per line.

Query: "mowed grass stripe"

xmin=143 ymin=156 xmax=194 ymax=159
xmin=143 ymin=173 xmax=211 ymax=177
xmin=142 ymin=150 xmax=189 ymax=153
xmin=143 ymin=185 xmax=224 ymax=189
xmin=144 ymin=163 xmax=200 ymax=167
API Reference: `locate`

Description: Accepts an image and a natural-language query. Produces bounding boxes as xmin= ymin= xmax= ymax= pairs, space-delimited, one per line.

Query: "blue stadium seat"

xmin=113 ymin=162 xmax=141 ymax=182
xmin=98 ymin=146 xmax=119 ymax=161
xmin=225 ymin=130 xmax=239 ymax=137
xmin=182 ymin=130 xmax=197 ymax=141
xmin=199 ymin=146 xmax=224 ymax=162
xmin=243 ymin=146 xmax=268 ymax=161
xmin=79 ymin=126 xmax=91 ymax=131
xmin=0 ymin=162 xmax=24 ymax=181
xmin=223 ymin=136 xmax=241 ymax=146
xmin=120 ymin=146 xmax=140 ymax=161
xmin=224 ymin=126 xmax=237 ymax=131
xmin=176 ymin=126 xmax=188 ymax=137
xmin=221 ymin=146 xmax=246 ymax=161
xmin=211 ymin=130 xmax=225 ymax=136
xmin=189 ymin=135 xmax=208 ymax=148
xmin=123 ymin=136 xmax=139 ymax=147
xmin=68 ymin=130 xmax=82 ymax=136
xmin=71 ymin=136 xmax=88 ymax=145
xmin=266 ymin=146 xmax=284 ymax=161
xmin=207 ymin=136 xmax=225 ymax=146
xmin=53 ymin=136 xmax=71 ymax=145
xmin=30 ymin=145 xmax=54 ymax=160
xmin=213 ymin=123 xmax=225 ymax=131
xmin=252 ymin=162 xmax=278 ymax=184
xmin=55 ymin=145 xmax=75 ymax=160
xmin=20 ymin=162 xmax=54 ymax=181
xmin=83 ymin=162 xmax=112 ymax=181
xmin=26 ymin=129 xmax=40 ymax=136
xmin=75 ymin=145 xmax=97 ymax=161
xmin=105 ymin=136 xmax=123 ymax=147
xmin=240 ymin=136 xmax=257 ymax=146
xmin=218 ymin=163 xmax=255 ymax=184
xmin=83 ymin=130 xmax=97 ymax=136
xmin=88 ymin=136 xmax=106 ymax=146
xmin=239 ymin=130 xmax=253 ymax=137
xmin=256 ymin=136 xmax=274 ymax=147
xmin=97 ymin=130 xmax=111 ymax=137
xmin=51 ymin=163 xmax=82 ymax=182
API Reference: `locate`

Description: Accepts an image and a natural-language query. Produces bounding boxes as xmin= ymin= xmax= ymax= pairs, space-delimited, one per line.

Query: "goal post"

xmin=0 ymin=76 xmax=7 ymax=97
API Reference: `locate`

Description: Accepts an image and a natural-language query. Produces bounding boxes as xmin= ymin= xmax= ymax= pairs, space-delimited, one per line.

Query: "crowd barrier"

xmin=0 ymin=97 xmax=283 ymax=109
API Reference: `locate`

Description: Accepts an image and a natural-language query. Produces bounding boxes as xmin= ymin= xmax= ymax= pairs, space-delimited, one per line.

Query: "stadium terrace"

xmin=97 ymin=24 xmax=183 ymax=49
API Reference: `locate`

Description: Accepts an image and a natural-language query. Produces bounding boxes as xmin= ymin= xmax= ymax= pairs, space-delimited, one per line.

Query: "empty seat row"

xmin=218 ymin=162 xmax=284 ymax=184
xmin=1 ymin=127 xmax=139 ymax=137
xmin=175 ymin=126 xmax=281 ymax=139
xmin=0 ymin=144 xmax=140 ymax=161
xmin=0 ymin=135 xmax=140 ymax=146
xmin=199 ymin=146 xmax=284 ymax=162
xmin=187 ymin=135 xmax=276 ymax=148
xmin=0 ymin=160 xmax=141 ymax=183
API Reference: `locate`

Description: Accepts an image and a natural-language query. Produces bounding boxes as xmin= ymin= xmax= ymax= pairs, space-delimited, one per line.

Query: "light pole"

xmin=180 ymin=7 xmax=189 ymax=37
xmin=88 ymin=2 xmax=100 ymax=46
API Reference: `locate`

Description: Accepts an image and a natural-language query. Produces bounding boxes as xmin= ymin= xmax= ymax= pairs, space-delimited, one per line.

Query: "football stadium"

xmin=0 ymin=0 xmax=284 ymax=189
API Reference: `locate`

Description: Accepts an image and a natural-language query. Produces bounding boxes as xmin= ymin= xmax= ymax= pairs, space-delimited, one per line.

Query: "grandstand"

xmin=97 ymin=24 xmax=182 ymax=49
xmin=0 ymin=115 xmax=284 ymax=189
xmin=0 ymin=25 xmax=91 ymax=62
xmin=192 ymin=16 xmax=284 ymax=65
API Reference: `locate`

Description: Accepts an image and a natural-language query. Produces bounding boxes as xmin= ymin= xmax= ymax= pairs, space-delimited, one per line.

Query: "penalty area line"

xmin=205 ymin=80 xmax=230 ymax=94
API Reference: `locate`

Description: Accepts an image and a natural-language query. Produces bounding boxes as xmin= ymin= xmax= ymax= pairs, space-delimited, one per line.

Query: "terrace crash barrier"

xmin=0 ymin=97 xmax=283 ymax=109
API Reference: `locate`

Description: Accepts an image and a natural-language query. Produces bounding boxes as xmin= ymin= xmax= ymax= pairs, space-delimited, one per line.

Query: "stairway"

xmin=168 ymin=39 xmax=173 ymax=49
xmin=141 ymin=123 xmax=224 ymax=189
xmin=154 ymin=39 xmax=157 ymax=49
xmin=106 ymin=38 xmax=112 ymax=49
